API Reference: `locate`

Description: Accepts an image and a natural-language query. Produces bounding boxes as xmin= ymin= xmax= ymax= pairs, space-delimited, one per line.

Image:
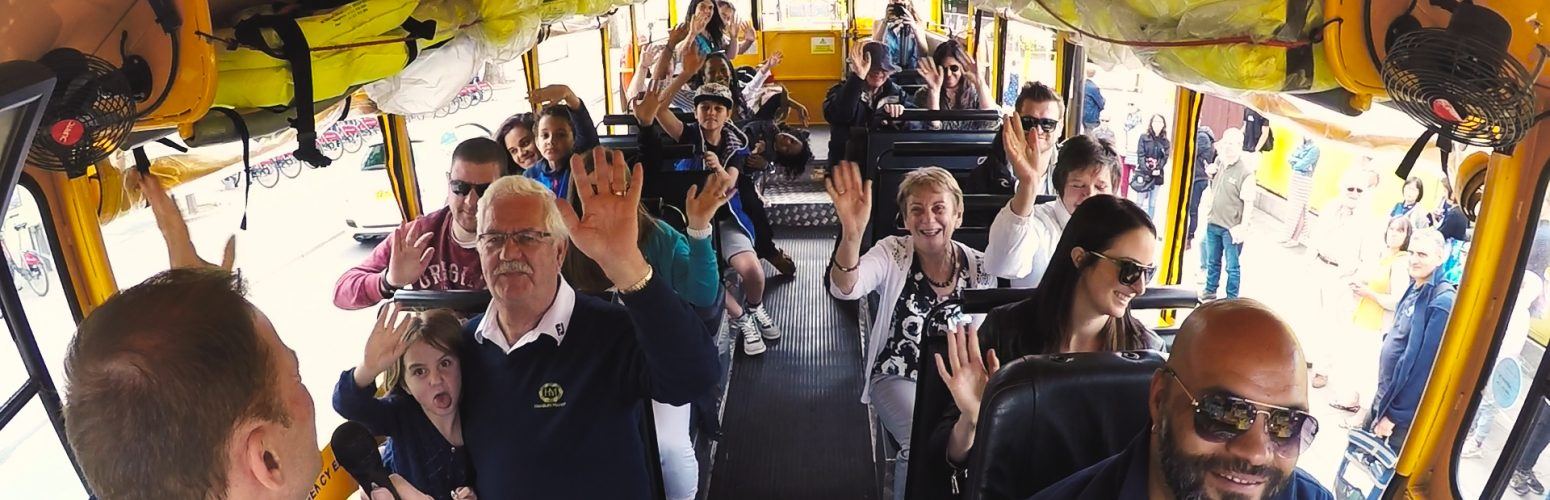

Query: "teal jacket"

xmin=642 ymin=219 xmax=719 ymax=309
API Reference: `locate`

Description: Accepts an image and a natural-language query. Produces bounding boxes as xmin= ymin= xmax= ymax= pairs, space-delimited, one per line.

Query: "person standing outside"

xmin=1304 ymin=168 xmax=1381 ymax=389
xmin=1184 ymin=126 xmax=1216 ymax=249
xmin=1369 ymin=229 xmax=1456 ymax=452
xmin=1279 ymin=136 xmax=1322 ymax=247
xmin=1132 ymin=114 xmax=1170 ymax=220
xmin=1081 ymin=67 xmax=1105 ymax=134
xmin=1200 ymin=128 xmax=1257 ymax=301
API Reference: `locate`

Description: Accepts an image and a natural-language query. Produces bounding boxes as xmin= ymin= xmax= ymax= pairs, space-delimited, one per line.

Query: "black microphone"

xmin=330 ymin=421 xmax=399 ymax=500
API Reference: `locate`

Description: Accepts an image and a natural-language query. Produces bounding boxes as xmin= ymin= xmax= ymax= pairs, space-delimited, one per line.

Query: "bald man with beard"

xmin=1033 ymin=299 xmax=1333 ymax=500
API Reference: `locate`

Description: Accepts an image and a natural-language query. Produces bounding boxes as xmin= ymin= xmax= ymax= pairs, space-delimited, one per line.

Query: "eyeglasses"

xmin=945 ymin=64 xmax=963 ymax=73
xmin=1163 ymin=367 xmax=1319 ymax=458
xmin=1020 ymin=116 xmax=1060 ymax=134
xmin=1088 ymin=251 xmax=1156 ymax=286
xmin=450 ymin=180 xmax=492 ymax=197
xmin=477 ymin=230 xmax=553 ymax=250
xmin=1345 ymin=187 xmax=1365 ymax=194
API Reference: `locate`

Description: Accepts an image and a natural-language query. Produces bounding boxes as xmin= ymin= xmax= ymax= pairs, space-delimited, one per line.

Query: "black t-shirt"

xmin=1242 ymin=108 xmax=1273 ymax=152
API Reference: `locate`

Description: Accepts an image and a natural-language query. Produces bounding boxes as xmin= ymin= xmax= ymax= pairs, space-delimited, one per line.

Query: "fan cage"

xmin=26 ymin=51 xmax=136 ymax=175
xmin=1381 ymin=28 xmax=1535 ymax=148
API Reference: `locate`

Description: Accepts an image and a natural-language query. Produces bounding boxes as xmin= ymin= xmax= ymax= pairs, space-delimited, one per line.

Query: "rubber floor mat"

xmin=705 ymin=228 xmax=877 ymax=500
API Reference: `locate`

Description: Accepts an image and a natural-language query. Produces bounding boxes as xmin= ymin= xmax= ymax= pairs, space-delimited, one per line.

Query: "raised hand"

xmin=633 ymin=86 xmax=664 ymax=125
xmin=557 ymin=148 xmax=651 ymax=286
xmin=1002 ymin=114 xmax=1046 ymax=185
xmin=849 ymin=41 xmax=871 ymax=78
xmin=918 ymin=57 xmax=944 ymax=92
xmin=529 ymin=84 xmax=576 ymax=109
xmin=385 ymin=220 xmax=435 ymax=289
xmin=763 ymin=51 xmax=784 ymax=70
xmin=826 ymin=161 xmax=873 ymax=241
xmin=746 ymin=141 xmax=768 ymax=172
xmin=451 ymin=487 xmax=477 ymax=500
xmin=934 ymin=324 xmax=1000 ymax=424
xmin=685 ymin=164 xmax=739 ymax=231
xmin=134 ymin=168 xmax=235 ymax=270
xmin=962 ymin=55 xmax=983 ymax=84
xmin=882 ymin=103 xmax=905 ymax=118
xmin=354 ymin=303 xmax=421 ymax=387
xmin=688 ymin=9 xmax=712 ymax=38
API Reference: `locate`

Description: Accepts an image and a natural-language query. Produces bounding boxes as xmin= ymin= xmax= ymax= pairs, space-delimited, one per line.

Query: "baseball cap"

xmin=693 ymin=83 xmax=735 ymax=108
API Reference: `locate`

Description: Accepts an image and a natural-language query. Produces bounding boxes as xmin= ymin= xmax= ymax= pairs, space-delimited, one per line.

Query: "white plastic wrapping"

xmin=364 ymin=33 xmax=486 ymax=115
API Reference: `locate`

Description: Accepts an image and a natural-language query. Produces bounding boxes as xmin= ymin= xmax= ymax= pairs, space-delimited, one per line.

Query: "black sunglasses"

xmin=1088 ymin=251 xmax=1156 ymax=286
xmin=1020 ymin=116 xmax=1060 ymax=134
xmin=1164 ymin=367 xmax=1319 ymax=458
xmin=449 ymin=180 xmax=492 ymax=197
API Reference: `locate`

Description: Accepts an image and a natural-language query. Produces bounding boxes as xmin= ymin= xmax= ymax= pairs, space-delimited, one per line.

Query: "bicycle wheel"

xmin=279 ymin=158 xmax=302 ymax=179
xmin=24 ymin=267 xmax=47 ymax=297
xmin=343 ymin=133 xmax=363 ymax=154
xmin=321 ymin=141 xmax=344 ymax=161
xmin=255 ymin=166 xmax=280 ymax=188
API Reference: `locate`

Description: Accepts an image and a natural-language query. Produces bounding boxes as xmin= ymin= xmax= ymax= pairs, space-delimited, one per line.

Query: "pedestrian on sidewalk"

xmin=1278 ymin=136 xmax=1321 ymax=247
xmin=1199 ymin=128 xmax=1256 ymax=301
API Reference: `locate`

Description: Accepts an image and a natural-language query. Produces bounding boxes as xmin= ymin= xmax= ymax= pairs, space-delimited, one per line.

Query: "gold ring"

xmin=612 ymin=190 xmax=627 ymax=197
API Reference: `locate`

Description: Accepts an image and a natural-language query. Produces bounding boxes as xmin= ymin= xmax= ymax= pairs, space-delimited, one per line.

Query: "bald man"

xmin=1032 ymin=299 xmax=1333 ymax=500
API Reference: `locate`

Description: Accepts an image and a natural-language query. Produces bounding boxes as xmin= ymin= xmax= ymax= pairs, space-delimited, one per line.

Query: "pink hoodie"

xmin=332 ymin=207 xmax=486 ymax=310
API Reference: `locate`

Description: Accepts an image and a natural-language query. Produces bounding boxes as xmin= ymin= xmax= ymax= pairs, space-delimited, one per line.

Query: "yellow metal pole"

xmin=379 ymin=114 xmax=423 ymax=221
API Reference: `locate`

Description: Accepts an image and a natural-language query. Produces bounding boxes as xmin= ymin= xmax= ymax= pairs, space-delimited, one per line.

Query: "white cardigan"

xmin=983 ymin=201 xmax=1072 ymax=288
xmin=829 ymin=235 xmax=998 ymax=404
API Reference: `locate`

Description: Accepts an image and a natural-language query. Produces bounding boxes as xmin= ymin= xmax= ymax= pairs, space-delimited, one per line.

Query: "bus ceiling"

xmin=0 ymin=0 xmax=1546 ymax=186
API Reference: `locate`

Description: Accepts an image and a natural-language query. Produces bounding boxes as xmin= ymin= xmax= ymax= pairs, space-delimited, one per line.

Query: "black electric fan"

xmin=1380 ymin=3 xmax=1539 ymax=149
xmin=25 ymin=49 xmax=141 ymax=178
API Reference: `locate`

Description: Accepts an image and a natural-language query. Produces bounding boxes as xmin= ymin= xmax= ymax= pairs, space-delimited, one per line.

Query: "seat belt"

xmin=210 ymin=108 xmax=255 ymax=230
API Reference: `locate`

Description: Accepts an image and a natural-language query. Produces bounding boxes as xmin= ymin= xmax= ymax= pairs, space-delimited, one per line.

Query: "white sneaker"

xmin=736 ymin=315 xmax=766 ymax=356
xmin=748 ymin=304 xmax=782 ymax=340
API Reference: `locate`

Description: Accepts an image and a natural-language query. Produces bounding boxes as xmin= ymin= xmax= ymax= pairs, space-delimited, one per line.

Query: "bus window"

xmin=855 ymin=0 xmax=931 ymax=25
xmin=407 ymin=58 xmax=527 ymax=210
xmin=539 ymin=30 xmax=608 ymax=118
xmin=973 ymin=10 xmax=999 ymax=99
xmin=634 ymin=0 xmax=672 ymax=44
xmin=1176 ymin=96 xmax=1465 ymax=493
xmin=1458 ymin=191 xmax=1550 ymax=498
xmin=759 ymin=0 xmax=844 ymax=29
xmin=1087 ymin=65 xmax=1178 ymax=232
xmin=0 ymin=182 xmax=86 ymax=496
xmin=0 ymin=399 xmax=87 ymax=497
xmin=999 ymin=19 xmax=1057 ymax=108
xmin=606 ymin=12 xmax=634 ymax=113
xmin=942 ymin=0 xmax=970 ymax=36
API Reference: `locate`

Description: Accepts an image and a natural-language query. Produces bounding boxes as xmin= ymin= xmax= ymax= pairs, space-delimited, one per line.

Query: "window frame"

xmin=0 ymin=173 xmax=88 ymax=493
xmin=1456 ymin=156 xmax=1550 ymax=499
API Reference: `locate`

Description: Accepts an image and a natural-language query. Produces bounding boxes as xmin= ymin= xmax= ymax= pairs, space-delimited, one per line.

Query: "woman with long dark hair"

xmin=1132 ymin=114 xmax=1170 ymax=219
xmin=496 ymin=112 xmax=537 ymax=174
xmin=934 ymin=194 xmax=1163 ymax=465
xmin=917 ymin=40 xmax=995 ymax=130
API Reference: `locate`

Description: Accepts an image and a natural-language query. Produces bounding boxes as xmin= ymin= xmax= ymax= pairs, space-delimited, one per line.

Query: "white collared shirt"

xmin=475 ymin=278 xmax=576 ymax=354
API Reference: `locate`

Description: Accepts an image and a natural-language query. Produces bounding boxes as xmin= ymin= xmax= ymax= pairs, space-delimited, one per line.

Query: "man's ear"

xmin=239 ymin=422 xmax=288 ymax=492
xmin=1148 ymin=370 xmax=1167 ymax=425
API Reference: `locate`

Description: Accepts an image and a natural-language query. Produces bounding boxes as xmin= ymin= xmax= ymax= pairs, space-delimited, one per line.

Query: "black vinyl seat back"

xmin=966 ymin=350 xmax=1165 ymax=500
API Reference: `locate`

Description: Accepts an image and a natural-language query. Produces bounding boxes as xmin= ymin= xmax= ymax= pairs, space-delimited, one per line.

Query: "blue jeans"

xmin=1202 ymin=223 xmax=1243 ymax=298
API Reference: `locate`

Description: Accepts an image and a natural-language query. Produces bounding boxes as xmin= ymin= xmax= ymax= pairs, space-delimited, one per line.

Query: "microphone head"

xmin=329 ymin=421 xmax=391 ymax=491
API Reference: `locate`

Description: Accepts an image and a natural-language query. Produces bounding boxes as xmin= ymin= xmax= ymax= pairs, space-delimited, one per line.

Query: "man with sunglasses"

xmin=1303 ymin=168 xmax=1380 ymax=389
xmin=1368 ymin=229 xmax=1456 ymax=453
xmin=334 ymin=137 xmax=507 ymax=310
xmin=1034 ymin=299 xmax=1332 ymax=500
xmin=968 ymin=82 xmax=1063 ymax=195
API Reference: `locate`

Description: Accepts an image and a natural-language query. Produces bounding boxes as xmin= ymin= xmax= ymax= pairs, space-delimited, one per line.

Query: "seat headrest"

xmin=965 ymin=350 xmax=1164 ymax=500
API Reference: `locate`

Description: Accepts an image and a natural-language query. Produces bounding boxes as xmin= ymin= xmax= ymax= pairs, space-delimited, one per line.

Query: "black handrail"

xmin=868 ymin=109 xmax=1001 ymax=126
xmin=890 ymin=141 xmax=995 ymax=158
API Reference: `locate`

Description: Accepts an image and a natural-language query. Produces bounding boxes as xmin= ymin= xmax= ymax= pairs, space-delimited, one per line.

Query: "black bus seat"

xmin=958 ymin=285 xmax=1201 ymax=315
xmin=392 ymin=290 xmax=492 ymax=313
xmin=964 ymin=350 xmax=1164 ymax=500
xmin=902 ymin=287 xmax=1195 ymax=499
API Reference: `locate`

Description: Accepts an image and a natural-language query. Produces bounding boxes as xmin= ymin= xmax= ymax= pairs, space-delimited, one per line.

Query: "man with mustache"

xmin=1033 ymin=299 xmax=1333 ymax=499
xmin=334 ymin=137 xmax=507 ymax=310
xmin=458 ymin=148 xmax=719 ymax=498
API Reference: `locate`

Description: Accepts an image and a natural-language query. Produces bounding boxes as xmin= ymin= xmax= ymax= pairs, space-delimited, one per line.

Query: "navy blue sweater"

xmin=459 ymin=274 xmax=718 ymax=499
xmin=332 ymin=370 xmax=472 ymax=500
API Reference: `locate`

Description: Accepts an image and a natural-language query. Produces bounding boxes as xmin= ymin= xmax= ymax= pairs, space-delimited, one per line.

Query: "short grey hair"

xmin=476 ymin=176 xmax=569 ymax=241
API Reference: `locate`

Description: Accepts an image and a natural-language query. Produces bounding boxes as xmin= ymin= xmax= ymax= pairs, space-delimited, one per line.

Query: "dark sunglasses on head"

xmin=1020 ymin=116 xmax=1060 ymax=134
xmin=1164 ymin=367 xmax=1319 ymax=458
xmin=1088 ymin=251 xmax=1156 ymax=286
xmin=450 ymin=180 xmax=492 ymax=197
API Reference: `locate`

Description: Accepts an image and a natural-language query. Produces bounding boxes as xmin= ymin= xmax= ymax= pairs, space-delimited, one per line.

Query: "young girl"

xmin=496 ymin=112 xmax=538 ymax=174
xmin=523 ymin=84 xmax=599 ymax=197
xmin=334 ymin=305 xmax=476 ymax=500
